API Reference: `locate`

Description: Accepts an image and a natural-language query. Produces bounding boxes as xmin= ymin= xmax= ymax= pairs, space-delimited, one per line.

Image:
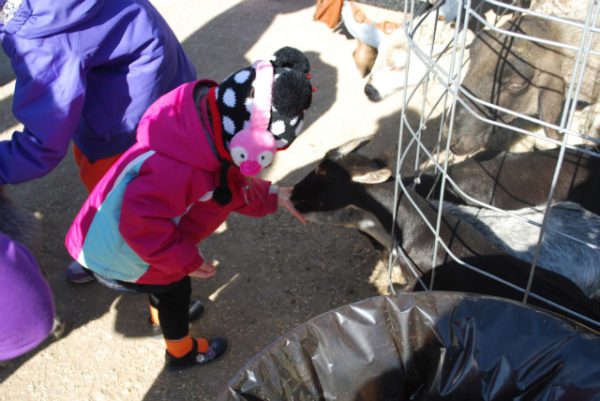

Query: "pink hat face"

xmin=229 ymin=128 xmax=275 ymax=176
xmin=227 ymin=60 xmax=277 ymax=176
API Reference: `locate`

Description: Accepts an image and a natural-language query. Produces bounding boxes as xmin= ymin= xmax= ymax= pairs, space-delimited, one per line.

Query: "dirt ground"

xmin=0 ymin=1 xmax=408 ymax=400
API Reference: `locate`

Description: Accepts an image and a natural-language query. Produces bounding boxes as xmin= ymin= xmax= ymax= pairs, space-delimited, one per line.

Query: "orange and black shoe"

xmin=166 ymin=337 xmax=227 ymax=369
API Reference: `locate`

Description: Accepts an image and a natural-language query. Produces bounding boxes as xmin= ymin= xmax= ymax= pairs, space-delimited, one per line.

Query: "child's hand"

xmin=189 ymin=261 xmax=216 ymax=278
xmin=278 ymin=186 xmax=306 ymax=224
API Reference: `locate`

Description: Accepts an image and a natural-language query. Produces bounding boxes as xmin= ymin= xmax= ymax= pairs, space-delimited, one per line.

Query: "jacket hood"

xmin=2 ymin=0 xmax=102 ymax=37
xmin=136 ymin=80 xmax=222 ymax=172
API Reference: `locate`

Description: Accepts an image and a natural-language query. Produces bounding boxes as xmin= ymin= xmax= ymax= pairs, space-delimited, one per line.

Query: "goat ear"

xmin=538 ymin=73 xmax=565 ymax=140
xmin=325 ymin=135 xmax=376 ymax=160
xmin=351 ymin=167 xmax=392 ymax=184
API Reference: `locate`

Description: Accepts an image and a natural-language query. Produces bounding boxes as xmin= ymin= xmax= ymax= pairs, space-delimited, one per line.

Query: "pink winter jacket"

xmin=65 ymin=81 xmax=278 ymax=285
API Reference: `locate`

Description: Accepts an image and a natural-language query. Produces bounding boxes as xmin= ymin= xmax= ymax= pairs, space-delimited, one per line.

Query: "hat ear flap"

xmin=271 ymin=47 xmax=311 ymax=73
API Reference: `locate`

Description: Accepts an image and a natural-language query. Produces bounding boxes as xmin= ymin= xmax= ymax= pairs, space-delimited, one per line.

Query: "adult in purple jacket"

xmin=0 ymin=0 xmax=196 ymax=285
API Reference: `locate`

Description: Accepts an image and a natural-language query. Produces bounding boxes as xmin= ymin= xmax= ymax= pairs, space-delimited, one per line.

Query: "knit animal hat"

xmin=216 ymin=47 xmax=313 ymax=160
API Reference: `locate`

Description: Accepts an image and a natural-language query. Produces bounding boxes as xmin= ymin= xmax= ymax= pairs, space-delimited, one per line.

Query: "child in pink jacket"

xmin=65 ymin=47 xmax=312 ymax=369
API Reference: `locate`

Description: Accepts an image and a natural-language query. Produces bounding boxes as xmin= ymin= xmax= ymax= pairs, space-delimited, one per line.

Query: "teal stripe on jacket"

xmin=77 ymin=151 xmax=155 ymax=282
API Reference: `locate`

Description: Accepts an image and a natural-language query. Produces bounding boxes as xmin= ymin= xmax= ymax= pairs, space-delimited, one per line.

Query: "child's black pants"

xmin=113 ymin=276 xmax=192 ymax=340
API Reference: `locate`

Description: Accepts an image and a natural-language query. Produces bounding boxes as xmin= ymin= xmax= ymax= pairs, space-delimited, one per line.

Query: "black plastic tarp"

xmin=218 ymin=292 xmax=600 ymax=401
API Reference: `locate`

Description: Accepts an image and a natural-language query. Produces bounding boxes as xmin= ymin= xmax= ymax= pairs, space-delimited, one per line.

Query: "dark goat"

xmin=450 ymin=14 xmax=600 ymax=155
xmin=412 ymin=146 xmax=600 ymax=214
xmin=291 ymin=138 xmax=600 ymax=329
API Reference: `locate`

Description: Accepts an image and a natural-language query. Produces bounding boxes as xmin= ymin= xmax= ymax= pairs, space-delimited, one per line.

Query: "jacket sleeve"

xmin=119 ymin=155 xmax=212 ymax=276
xmin=0 ymin=46 xmax=86 ymax=184
xmin=235 ymin=178 xmax=279 ymax=217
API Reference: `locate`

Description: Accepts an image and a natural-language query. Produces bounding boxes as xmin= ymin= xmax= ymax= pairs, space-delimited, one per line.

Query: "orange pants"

xmin=73 ymin=145 xmax=123 ymax=193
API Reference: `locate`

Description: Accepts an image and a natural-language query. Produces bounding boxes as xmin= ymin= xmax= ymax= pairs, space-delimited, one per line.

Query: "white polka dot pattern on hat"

xmin=223 ymin=116 xmax=236 ymax=135
xmin=245 ymin=97 xmax=254 ymax=114
xmin=223 ymin=88 xmax=237 ymax=108
xmin=234 ymin=70 xmax=251 ymax=84
xmin=217 ymin=66 xmax=256 ymax=142
xmin=270 ymin=120 xmax=285 ymax=136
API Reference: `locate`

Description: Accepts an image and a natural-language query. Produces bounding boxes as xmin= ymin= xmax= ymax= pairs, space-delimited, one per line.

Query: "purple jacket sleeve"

xmin=0 ymin=47 xmax=85 ymax=184
xmin=119 ymin=155 xmax=211 ymax=276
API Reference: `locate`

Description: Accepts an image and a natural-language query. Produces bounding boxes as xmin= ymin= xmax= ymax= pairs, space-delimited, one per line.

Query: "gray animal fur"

xmin=353 ymin=0 xmax=413 ymax=11
xmin=442 ymin=201 xmax=600 ymax=299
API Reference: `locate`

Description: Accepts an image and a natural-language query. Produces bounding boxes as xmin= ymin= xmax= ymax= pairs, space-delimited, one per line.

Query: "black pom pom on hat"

xmin=270 ymin=46 xmax=310 ymax=73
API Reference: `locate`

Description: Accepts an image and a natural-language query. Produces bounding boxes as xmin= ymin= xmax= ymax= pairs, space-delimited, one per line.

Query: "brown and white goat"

xmin=449 ymin=14 xmax=600 ymax=155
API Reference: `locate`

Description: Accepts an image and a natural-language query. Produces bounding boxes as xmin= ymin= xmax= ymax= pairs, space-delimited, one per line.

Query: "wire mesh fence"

xmin=390 ymin=0 xmax=600 ymax=328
